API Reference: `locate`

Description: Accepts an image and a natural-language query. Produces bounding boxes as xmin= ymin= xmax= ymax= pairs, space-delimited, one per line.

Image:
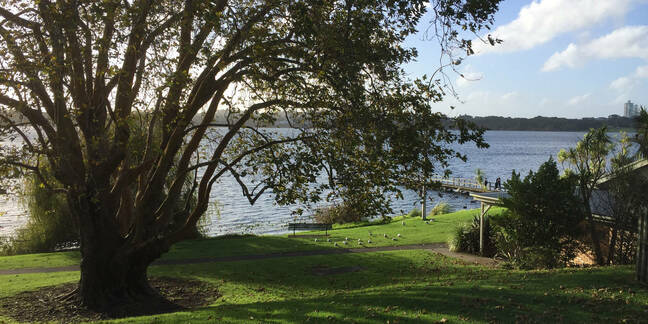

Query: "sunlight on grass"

xmin=0 ymin=208 xmax=503 ymax=270
xmin=0 ymin=224 xmax=646 ymax=323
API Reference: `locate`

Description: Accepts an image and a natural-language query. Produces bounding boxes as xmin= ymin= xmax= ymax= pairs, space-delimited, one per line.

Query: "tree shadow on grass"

xmin=142 ymin=277 xmax=647 ymax=323
xmin=162 ymin=235 xmax=335 ymax=261
xmin=150 ymin=251 xmax=647 ymax=323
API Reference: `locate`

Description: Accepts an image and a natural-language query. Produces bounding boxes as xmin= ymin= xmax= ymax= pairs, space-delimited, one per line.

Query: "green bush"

xmin=449 ymin=224 xmax=475 ymax=253
xmin=449 ymin=215 xmax=495 ymax=257
xmin=406 ymin=208 xmax=422 ymax=218
xmin=497 ymin=158 xmax=583 ymax=268
xmin=428 ymin=202 xmax=452 ymax=217
xmin=313 ymin=202 xmax=363 ymax=224
xmin=1 ymin=173 xmax=78 ymax=255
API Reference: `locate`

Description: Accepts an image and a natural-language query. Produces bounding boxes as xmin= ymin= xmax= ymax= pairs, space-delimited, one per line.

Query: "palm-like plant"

xmin=475 ymin=168 xmax=485 ymax=187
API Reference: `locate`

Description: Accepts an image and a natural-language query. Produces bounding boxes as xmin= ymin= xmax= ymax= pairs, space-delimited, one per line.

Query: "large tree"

xmin=0 ymin=0 xmax=500 ymax=310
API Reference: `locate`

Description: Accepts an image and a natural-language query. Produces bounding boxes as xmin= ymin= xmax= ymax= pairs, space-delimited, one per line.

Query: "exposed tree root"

xmin=0 ymin=277 xmax=220 ymax=324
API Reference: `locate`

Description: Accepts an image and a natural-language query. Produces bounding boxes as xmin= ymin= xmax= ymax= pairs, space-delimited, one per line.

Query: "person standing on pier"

xmin=495 ymin=177 xmax=501 ymax=190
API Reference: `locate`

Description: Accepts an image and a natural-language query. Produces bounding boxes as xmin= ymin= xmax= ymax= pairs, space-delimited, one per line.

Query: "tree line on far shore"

xmin=201 ymin=112 xmax=639 ymax=132
xmin=462 ymin=115 xmax=638 ymax=132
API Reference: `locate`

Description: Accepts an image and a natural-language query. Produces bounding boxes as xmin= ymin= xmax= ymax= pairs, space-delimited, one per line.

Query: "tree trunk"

xmin=582 ymin=190 xmax=605 ymax=265
xmin=586 ymin=216 xmax=605 ymax=265
xmin=638 ymin=211 xmax=648 ymax=284
xmin=78 ymin=240 xmax=157 ymax=310
xmin=607 ymin=226 xmax=618 ymax=265
xmin=69 ymin=190 xmax=168 ymax=311
xmin=421 ymin=185 xmax=427 ymax=221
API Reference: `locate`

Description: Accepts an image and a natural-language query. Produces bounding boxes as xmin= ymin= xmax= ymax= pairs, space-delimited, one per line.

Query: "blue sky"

xmin=404 ymin=0 xmax=648 ymax=118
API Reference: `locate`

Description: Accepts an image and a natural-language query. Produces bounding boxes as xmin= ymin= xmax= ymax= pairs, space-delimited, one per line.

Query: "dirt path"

xmin=0 ymin=243 xmax=497 ymax=275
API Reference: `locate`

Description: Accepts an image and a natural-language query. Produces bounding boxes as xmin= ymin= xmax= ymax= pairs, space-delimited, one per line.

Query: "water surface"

xmin=0 ymin=130 xmax=586 ymax=238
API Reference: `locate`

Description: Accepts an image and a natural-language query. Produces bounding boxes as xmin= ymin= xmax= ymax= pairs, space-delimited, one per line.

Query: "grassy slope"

xmin=0 ymin=208 xmax=495 ymax=270
xmin=1 ymin=251 xmax=646 ymax=323
xmin=0 ymin=207 xmax=646 ymax=323
xmin=140 ymin=253 xmax=646 ymax=324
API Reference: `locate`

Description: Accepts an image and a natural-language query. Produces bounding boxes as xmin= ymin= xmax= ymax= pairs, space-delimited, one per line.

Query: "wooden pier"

xmin=430 ymin=176 xmax=499 ymax=193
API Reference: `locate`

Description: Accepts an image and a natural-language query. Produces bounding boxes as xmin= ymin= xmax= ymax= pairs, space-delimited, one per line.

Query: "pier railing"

xmin=430 ymin=176 xmax=500 ymax=193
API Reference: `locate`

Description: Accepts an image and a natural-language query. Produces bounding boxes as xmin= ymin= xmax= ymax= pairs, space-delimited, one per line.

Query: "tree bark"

xmin=69 ymin=190 xmax=168 ymax=310
xmin=607 ymin=226 xmax=618 ymax=265
xmin=582 ymin=189 xmax=605 ymax=265
xmin=421 ymin=185 xmax=427 ymax=221
xmin=638 ymin=211 xmax=648 ymax=284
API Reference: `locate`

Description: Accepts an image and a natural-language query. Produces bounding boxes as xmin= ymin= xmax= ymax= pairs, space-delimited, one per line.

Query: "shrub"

xmin=490 ymin=212 xmax=523 ymax=262
xmin=449 ymin=215 xmax=495 ymax=257
xmin=313 ymin=202 xmax=363 ymax=224
xmin=1 ymin=173 xmax=78 ymax=255
xmin=449 ymin=223 xmax=476 ymax=253
xmin=428 ymin=202 xmax=452 ymax=217
xmin=498 ymin=158 xmax=583 ymax=268
xmin=406 ymin=208 xmax=422 ymax=218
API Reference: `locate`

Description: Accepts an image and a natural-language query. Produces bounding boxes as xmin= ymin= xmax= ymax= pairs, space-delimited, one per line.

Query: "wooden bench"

xmin=287 ymin=223 xmax=332 ymax=236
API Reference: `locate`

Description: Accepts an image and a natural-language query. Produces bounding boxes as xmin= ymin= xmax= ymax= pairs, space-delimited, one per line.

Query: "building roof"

xmin=598 ymin=159 xmax=648 ymax=187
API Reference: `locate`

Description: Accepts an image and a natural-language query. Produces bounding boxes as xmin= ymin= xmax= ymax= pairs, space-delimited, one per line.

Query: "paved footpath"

xmin=0 ymin=243 xmax=497 ymax=275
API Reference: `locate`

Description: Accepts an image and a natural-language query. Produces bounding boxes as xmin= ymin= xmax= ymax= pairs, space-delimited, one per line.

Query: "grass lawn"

xmin=1 ymin=207 xmax=647 ymax=323
xmin=1 ymin=251 xmax=646 ymax=323
xmin=0 ymin=208 xmax=498 ymax=270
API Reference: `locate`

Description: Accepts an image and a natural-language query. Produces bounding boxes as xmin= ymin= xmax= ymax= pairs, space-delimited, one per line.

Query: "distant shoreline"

xmin=460 ymin=115 xmax=637 ymax=132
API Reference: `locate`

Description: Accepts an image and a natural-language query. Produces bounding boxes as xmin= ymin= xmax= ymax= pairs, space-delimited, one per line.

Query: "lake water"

xmin=0 ymin=130 xmax=587 ymax=238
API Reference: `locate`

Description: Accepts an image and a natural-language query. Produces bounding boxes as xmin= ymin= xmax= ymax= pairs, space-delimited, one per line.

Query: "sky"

xmin=404 ymin=0 xmax=648 ymax=118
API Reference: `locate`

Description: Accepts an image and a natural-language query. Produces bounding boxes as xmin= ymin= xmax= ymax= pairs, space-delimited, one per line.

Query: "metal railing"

xmin=430 ymin=176 xmax=502 ymax=193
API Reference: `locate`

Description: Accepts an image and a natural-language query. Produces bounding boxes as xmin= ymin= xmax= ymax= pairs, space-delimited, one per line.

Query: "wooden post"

xmin=479 ymin=202 xmax=492 ymax=256
xmin=638 ymin=211 xmax=648 ymax=284
xmin=421 ymin=185 xmax=427 ymax=220
xmin=480 ymin=202 xmax=484 ymax=255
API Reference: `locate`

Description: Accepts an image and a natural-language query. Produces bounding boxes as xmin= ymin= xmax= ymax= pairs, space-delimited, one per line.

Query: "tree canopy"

xmin=0 ymin=0 xmax=501 ymax=309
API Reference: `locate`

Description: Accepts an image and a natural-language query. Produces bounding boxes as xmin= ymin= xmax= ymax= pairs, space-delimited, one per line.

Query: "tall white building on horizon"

xmin=624 ymin=100 xmax=641 ymax=117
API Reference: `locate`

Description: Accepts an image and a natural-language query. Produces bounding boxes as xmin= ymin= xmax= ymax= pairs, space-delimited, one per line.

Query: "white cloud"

xmin=636 ymin=65 xmax=648 ymax=78
xmin=567 ymin=93 xmax=591 ymax=105
xmin=455 ymin=65 xmax=483 ymax=88
xmin=464 ymin=90 xmax=491 ymax=102
xmin=474 ymin=0 xmax=632 ymax=55
xmin=501 ymin=91 xmax=518 ymax=100
xmin=609 ymin=64 xmax=648 ymax=99
xmin=610 ymin=76 xmax=633 ymax=91
xmin=543 ymin=26 xmax=648 ymax=71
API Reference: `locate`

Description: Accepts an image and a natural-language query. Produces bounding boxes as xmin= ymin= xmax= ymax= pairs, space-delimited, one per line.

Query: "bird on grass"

xmin=367 ymin=239 xmax=372 ymax=244
xmin=314 ymin=238 xmax=318 ymax=242
xmin=327 ymin=238 xmax=331 ymax=242
xmin=343 ymin=241 xmax=348 ymax=245
xmin=402 ymin=221 xmax=405 ymax=226
xmin=392 ymin=238 xmax=397 ymax=241
xmin=397 ymin=233 xmax=401 ymax=237
xmin=334 ymin=242 xmax=338 ymax=247
xmin=383 ymin=233 xmax=388 ymax=238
